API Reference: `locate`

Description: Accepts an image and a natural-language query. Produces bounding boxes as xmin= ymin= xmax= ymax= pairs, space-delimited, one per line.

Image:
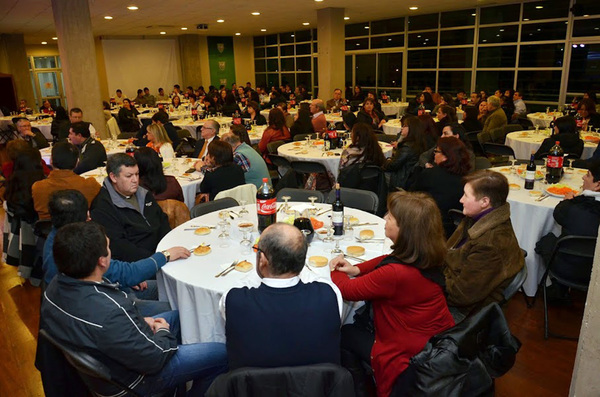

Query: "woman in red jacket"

xmin=258 ymin=107 xmax=291 ymax=161
xmin=330 ymin=191 xmax=455 ymax=397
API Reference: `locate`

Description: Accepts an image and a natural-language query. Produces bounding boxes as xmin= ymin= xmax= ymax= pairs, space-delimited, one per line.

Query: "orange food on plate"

xmin=584 ymin=135 xmax=600 ymax=143
xmin=310 ymin=217 xmax=324 ymax=230
xmin=547 ymin=186 xmax=577 ymax=196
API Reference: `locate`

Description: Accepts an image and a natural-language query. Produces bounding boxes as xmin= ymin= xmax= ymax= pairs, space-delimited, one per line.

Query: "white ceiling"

xmin=2 ymin=0 xmax=522 ymax=45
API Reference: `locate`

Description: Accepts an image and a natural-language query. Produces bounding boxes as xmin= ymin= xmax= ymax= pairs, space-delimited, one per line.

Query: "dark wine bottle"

xmin=332 ymin=183 xmax=344 ymax=236
xmin=524 ymin=151 xmax=536 ymax=190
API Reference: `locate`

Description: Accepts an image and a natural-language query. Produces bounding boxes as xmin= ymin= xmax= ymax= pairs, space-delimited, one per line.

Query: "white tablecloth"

xmin=157 ymin=203 xmax=391 ymax=344
xmin=277 ymin=140 xmax=393 ymax=180
xmin=381 ymin=102 xmax=409 ymax=117
xmin=489 ymin=166 xmax=585 ymax=296
xmin=527 ymin=112 xmax=563 ymax=128
xmin=505 ymin=131 xmax=597 ymax=160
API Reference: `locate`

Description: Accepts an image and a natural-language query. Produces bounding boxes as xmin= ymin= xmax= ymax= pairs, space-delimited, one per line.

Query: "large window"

xmin=28 ymin=55 xmax=65 ymax=109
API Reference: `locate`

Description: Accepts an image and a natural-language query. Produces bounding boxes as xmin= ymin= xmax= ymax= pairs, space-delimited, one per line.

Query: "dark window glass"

xmin=408 ymin=13 xmax=438 ymax=31
xmin=371 ymin=17 xmax=405 ymax=35
xmin=408 ymin=31 xmax=438 ymax=48
xmin=266 ymin=47 xmax=278 ymax=57
xmin=312 ymin=29 xmax=317 ymax=40
xmin=265 ymin=34 xmax=278 ymax=45
xmin=523 ymin=0 xmax=569 ymax=21
xmin=406 ymin=71 xmax=437 ymax=96
xmin=517 ymin=70 xmax=562 ymax=101
xmin=441 ymin=9 xmax=476 ymax=28
xmin=296 ymin=57 xmax=311 ymax=72
xmin=280 ymin=58 xmax=294 ymax=72
xmin=254 ymin=59 xmax=266 ymax=73
xmin=33 ymin=57 xmax=56 ymax=69
xmin=479 ymin=25 xmax=519 ymax=44
xmin=280 ymin=45 xmax=294 ymax=57
xmin=568 ymin=44 xmax=600 ymax=93
xmin=439 ymin=48 xmax=473 ymax=68
xmin=345 ymin=55 xmax=352 ymax=89
xmin=480 ymin=4 xmax=520 ymax=24
xmin=478 ymin=46 xmax=517 ymax=68
xmin=573 ymin=0 xmax=600 ymax=16
xmin=313 ymin=42 xmax=318 ymax=53
xmin=356 ymin=54 xmax=376 ymax=86
xmin=297 ymin=73 xmax=312 ymax=92
xmin=296 ymin=43 xmax=311 ymax=55
xmin=266 ymin=74 xmax=280 ymax=88
xmin=521 ymin=22 xmax=567 ymax=42
xmin=519 ymin=44 xmax=565 ymax=67
xmin=313 ymin=58 xmax=318 ymax=87
xmin=295 ymin=29 xmax=312 ymax=42
xmin=573 ymin=18 xmax=600 ymax=37
xmin=281 ymin=73 xmax=295 ymax=87
xmin=440 ymin=29 xmax=474 ymax=46
xmin=346 ymin=38 xmax=369 ymax=51
xmin=266 ymin=59 xmax=278 ymax=72
xmin=371 ymin=34 xmax=404 ymax=49
xmin=378 ymin=53 xmax=403 ymax=87
xmin=255 ymin=73 xmax=266 ymax=87
xmin=476 ymin=71 xmax=515 ymax=93
xmin=346 ymin=22 xmax=370 ymax=37
xmin=438 ymin=71 xmax=472 ymax=95
xmin=279 ymin=32 xmax=294 ymax=44
xmin=254 ymin=47 xmax=265 ymax=58
xmin=253 ymin=36 xmax=265 ymax=47
xmin=408 ymin=49 xmax=437 ymax=69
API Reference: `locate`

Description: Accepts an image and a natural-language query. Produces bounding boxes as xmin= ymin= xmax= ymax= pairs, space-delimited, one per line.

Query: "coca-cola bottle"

xmin=233 ymin=110 xmax=242 ymax=125
xmin=192 ymin=108 xmax=198 ymax=121
xmin=545 ymin=141 xmax=564 ymax=184
xmin=257 ymin=178 xmax=276 ymax=233
xmin=327 ymin=123 xmax=338 ymax=148
xmin=575 ymin=112 xmax=583 ymax=130
xmin=418 ymin=102 xmax=426 ymax=116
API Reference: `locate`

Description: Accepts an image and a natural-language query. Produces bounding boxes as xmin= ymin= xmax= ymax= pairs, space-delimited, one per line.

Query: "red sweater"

xmin=331 ymin=255 xmax=455 ymax=397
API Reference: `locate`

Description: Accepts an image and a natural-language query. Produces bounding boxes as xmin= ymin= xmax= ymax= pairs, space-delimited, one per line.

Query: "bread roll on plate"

xmin=359 ymin=229 xmax=374 ymax=240
xmin=235 ymin=260 xmax=253 ymax=272
xmin=193 ymin=245 xmax=211 ymax=256
xmin=194 ymin=227 xmax=211 ymax=235
xmin=308 ymin=256 xmax=328 ymax=267
xmin=346 ymin=246 xmax=365 ymax=257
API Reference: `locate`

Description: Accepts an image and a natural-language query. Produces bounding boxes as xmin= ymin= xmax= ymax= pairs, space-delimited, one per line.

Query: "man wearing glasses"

xmin=193 ymin=119 xmax=220 ymax=169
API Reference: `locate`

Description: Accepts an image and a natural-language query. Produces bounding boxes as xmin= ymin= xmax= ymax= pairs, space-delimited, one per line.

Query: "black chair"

xmin=267 ymin=140 xmax=286 ymax=154
xmin=38 ymin=329 xmax=143 ymax=397
xmin=465 ymin=130 xmax=484 ymax=156
xmin=499 ymin=265 xmax=528 ymax=306
xmin=327 ymin=187 xmax=379 ymax=214
xmin=276 ymin=188 xmax=325 ymax=203
xmin=448 ymin=209 xmax=465 ymax=227
xmin=541 ymin=235 xmax=596 ymax=340
xmin=474 ymin=156 xmax=492 ymax=170
xmin=291 ymin=161 xmax=333 ymax=192
xmin=117 ymin=132 xmax=137 ymax=139
xmin=375 ymin=133 xmax=397 ymax=143
xmin=482 ymin=142 xmax=517 ymax=159
xmin=190 ymin=197 xmax=239 ymax=218
xmin=293 ymin=133 xmax=314 ymax=141
xmin=206 ymin=364 xmax=355 ymax=397
xmin=268 ymin=154 xmax=292 ymax=179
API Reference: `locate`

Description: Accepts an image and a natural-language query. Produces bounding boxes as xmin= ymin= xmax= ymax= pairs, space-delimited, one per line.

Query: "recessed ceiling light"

xmin=127 ymin=6 xmax=138 ymax=10
xmin=535 ymin=5 xmax=543 ymax=9
xmin=52 ymin=37 xmax=58 ymax=40
xmin=302 ymin=22 xmax=310 ymax=26
xmin=523 ymin=18 xmax=529 ymax=21
xmin=160 ymin=31 xmax=166 ymax=35
xmin=364 ymin=26 xmax=369 ymax=29
xmin=260 ymin=28 xmax=267 ymax=32
xmin=235 ymin=32 xmax=241 ymax=36
xmin=356 ymin=43 xmax=360 ymax=46
xmin=181 ymin=27 xmax=188 ymax=30
xmin=104 ymin=16 xmax=113 ymax=19
xmin=583 ymin=14 xmax=590 ymax=17
xmin=41 ymin=41 xmax=47 ymax=45
xmin=388 ymin=38 xmax=392 ymax=41
xmin=344 ymin=16 xmax=350 ymax=20
xmin=471 ymin=13 xmax=476 ymax=16
xmin=409 ymin=6 xmax=418 ymax=10
xmin=291 ymin=34 xmax=295 ymax=37
xmin=315 ymin=0 xmax=324 ymax=2
xmin=217 ymin=19 xmax=224 ymax=23
xmin=251 ymin=12 xmax=260 ymax=16
xmin=482 ymin=39 xmax=487 ymax=42
xmin=499 ymin=29 xmax=504 ymax=31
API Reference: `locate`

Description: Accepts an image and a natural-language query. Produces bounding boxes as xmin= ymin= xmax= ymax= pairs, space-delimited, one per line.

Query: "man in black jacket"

xmin=69 ymin=121 xmax=107 ymax=174
xmin=40 ymin=221 xmax=227 ymax=397
xmin=91 ymin=153 xmax=170 ymax=261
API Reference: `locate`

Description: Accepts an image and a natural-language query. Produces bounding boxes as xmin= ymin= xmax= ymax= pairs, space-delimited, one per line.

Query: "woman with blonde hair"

xmin=146 ymin=123 xmax=175 ymax=160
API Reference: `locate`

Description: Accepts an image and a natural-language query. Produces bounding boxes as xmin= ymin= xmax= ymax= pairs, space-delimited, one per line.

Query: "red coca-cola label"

xmin=341 ymin=105 xmax=349 ymax=111
xmin=461 ymin=99 xmax=468 ymax=105
xmin=158 ymin=104 xmax=164 ymax=109
xmin=576 ymin=119 xmax=583 ymax=128
xmin=257 ymin=198 xmax=276 ymax=215
xmin=418 ymin=109 xmax=425 ymax=116
xmin=233 ymin=117 xmax=242 ymax=125
xmin=192 ymin=109 xmax=197 ymax=115
xmin=547 ymin=155 xmax=563 ymax=168
xmin=328 ymin=131 xmax=338 ymax=138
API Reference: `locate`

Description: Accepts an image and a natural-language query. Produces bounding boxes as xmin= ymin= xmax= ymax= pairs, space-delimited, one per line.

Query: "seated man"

xmin=326 ymin=88 xmax=348 ymax=112
xmin=143 ymin=87 xmax=156 ymax=107
xmin=481 ymin=95 xmax=507 ymax=135
xmin=91 ymin=153 xmax=170 ymax=261
xmin=13 ymin=117 xmax=49 ymax=149
xmin=193 ymin=119 xmax=220 ymax=161
xmin=220 ymin=223 xmax=342 ymax=370
xmin=310 ymin=99 xmax=328 ymax=135
xmin=445 ymin=170 xmax=524 ymax=320
xmin=221 ymin=125 xmax=270 ymax=188
xmin=32 ymin=142 xmax=101 ymax=220
xmin=512 ymin=91 xmax=527 ymax=120
xmin=40 ymin=221 xmax=227 ymax=397
xmin=69 ymin=121 xmax=107 ymax=174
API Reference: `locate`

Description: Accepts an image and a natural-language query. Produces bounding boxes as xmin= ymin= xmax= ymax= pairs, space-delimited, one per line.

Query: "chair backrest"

xmin=206 ymin=363 xmax=355 ymax=397
xmin=482 ymin=143 xmax=516 ymax=158
xmin=176 ymin=128 xmax=191 ymax=139
xmin=190 ymin=197 xmax=239 ymax=218
xmin=500 ymin=265 xmax=527 ymax=305
xmin=157 ymin=199 xmax=191 ymax=229
xmin=269 ymin=154 xmax=292 ymax=169
xmin=477 ymin=130 xmax=492 ymax=146
xmin=375 ymin=133 xmax=397 ymax=143
xmin=547 ymin=235 xmax=596 ymax=290
xmin=293 ymin=133 xmax=313 ymax=141
xmin=291 ymin=160 xmax=328 ymax=175
xmin=276 ymin=188 xmax=325 ymax=203
xmin=474 ymin=156 xmax=492 ymax=170
xmin=106 ymin=117 xmax=121 ymax=140
xmin=448 ymin=208 xmax=465 ymax=226
xmin=38 ymin=329 xmax=142 ymax=397
xmin=267 ymin=140 xmax=286 ymax=154
xmin=328 ymin=187 xmax=378 ymax=214
xmin=503 ymin=124 xmax=523 ymax=136
xmin=214 ymin=183 xmax=258 ymax=204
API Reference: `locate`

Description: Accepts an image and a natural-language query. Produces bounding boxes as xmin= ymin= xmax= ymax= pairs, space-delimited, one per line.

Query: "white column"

xmin=317 ymin=8 xmax=345 ymax=100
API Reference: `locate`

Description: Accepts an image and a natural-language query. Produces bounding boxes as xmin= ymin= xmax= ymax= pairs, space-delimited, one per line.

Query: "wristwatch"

xmin=161 ymin=250 xmax=171 ymax=262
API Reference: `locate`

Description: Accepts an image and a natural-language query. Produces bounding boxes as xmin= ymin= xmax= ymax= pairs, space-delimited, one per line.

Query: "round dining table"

xmin=381 ymin=102 xmax=409 ymax=117
xmin=277 ymin=140 xmax=393 ymax=180
xmin=156 ymin=202 xmax=392 ymax=344
xmin=505 ymin=130 xmax=598 ymax=160
xmin=527 ymin=112 xmax=563 ymax=128
xmin=489 ymin=166 xmax=585 ymax=297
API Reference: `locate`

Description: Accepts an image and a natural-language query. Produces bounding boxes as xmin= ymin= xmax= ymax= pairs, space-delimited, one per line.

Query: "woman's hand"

xmin=329 ymin=254 xmax=360 ymax=277
xmin=378 ymin=119 xmax=387 ymax=128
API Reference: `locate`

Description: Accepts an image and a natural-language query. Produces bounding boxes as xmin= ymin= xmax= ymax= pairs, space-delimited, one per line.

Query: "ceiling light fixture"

xmin=235 ymin=32 xmax=241 ymax=36
xmin=409 ymin=6 xmax=418 ymax=10
xmin=104 ymin=16 xmax=113 ymax=19
xmin=52 ymin=37 xmax=58 ymax=40
xmin=535 ymin=5 xmax=543 ymax=9
xmin=302 ymin=22 xmax=310 ymax=25
xmin=261 ymin=28 xmax=267 ymax=32
xmin=217 ymin=19 xmax=224 ymax=23
xmin=471 ymin=13 xmax=476 ymax=16
xmin=315 ymin=0 xmax=324 ymax=2
xmin=181 ymin=27 xmax=188 ymax=30
xmin=41 ymin=41 xmax=47 ymax=44
xmin=344 ymin=16 xmax=350 ymax=20
xmin=127 ymin=6 xmax=139 ymax=10
xmin=160 ymin=31 xmax=166 ymax=35
xmin=251 ymin=12 xmax=260 ymax=16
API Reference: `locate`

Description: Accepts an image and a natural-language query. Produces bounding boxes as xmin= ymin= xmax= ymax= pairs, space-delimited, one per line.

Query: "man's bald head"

xmin=258 ymin=223 xmax=307 ymax=276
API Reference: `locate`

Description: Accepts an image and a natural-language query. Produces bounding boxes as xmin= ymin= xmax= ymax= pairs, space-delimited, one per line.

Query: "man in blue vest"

xmin=220 ymin=223 xmax=342 ymax=369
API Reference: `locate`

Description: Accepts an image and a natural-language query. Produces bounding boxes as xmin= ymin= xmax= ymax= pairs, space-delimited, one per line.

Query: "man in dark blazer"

xmin=193 ymin=119 xmax=220 ymax=160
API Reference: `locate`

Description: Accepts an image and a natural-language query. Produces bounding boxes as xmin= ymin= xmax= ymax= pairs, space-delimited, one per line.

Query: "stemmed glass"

xmin=565 ymin=159 xmax=575 ymax=179
xmin=218 ymin=210 xmax=231 ymax=247
xmin=535 ymin=125 xmax=540 ymax=134
xmin=305 ymin=135 xmax=311 ymax=147
xmin=331 ymin=235 xmax=343 ymax=254
xmin=238 ymin=222 xmax=254 ymax=255
xmin=509 ymin=157 xmax=517 ymax=174
xmin=308 ymin=196 xmax=318 ymax=215
xmin=322 ymin=216 xmax=334 ymax=243
xmin=343 ymin=215 xmax=354 ymax=241
xmin=238 ymin=200 xmax=249 ymax=217
xmin=280 ymin=195 xmax=291 ymax=213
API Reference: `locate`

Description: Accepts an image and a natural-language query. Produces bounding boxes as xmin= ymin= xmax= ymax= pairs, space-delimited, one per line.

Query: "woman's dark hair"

xmin=225 ymin=92 xmax=237 ymax=106
xmin=134 ymin=147 xmax=167 ymax=195
xmin=294 ymin=108 xmax=314 ymax=133
xmin=438 ymin=105 xmax=457 ymax=122
xmin=579 ymin=98 xmax=597 ymax=115
xmin=554 ymin=116 xmax=578 ymax=135
xmin=363 ymin=97 xmax=378 ymax=110
xmin=172 ymin=95 xmax=181 ymax=106
xmin=207 ymin=139 xmax=234 ymax=166
xmin=268 ymin=107 xmax=286 ymax=130
xmin=443 ymin=122 xmax=472 ymax=150
xmin=5 ymin=146 xmax=45 ymax=222
xmin=350 ymin=122 xmax=386 ymax=166
xmin=402 ymin=116 xmax=428 ymax=155
xmin=436 ymin=137 xmax=471 ymax=175
xmin=441 ymin=93 xmax=453 ymax=104
xmin=54 ymin=106 xmax=69 ymax=121
xmin=230 ymin=124 xmax=251 ymax=145
xmin=463 ymin=106 xmax=478 ymax=122
xmin=343 ymin=112 xmax=357 ymax=130
xmin=418 ymin=114 xmax=438 ymax=144
xmin=247 ymin=101 xmax=260 ymax=113
xmin=421 ymin=92 xmax=434 ymax=105
xmin=102 ymin=101 xmax=111 ymax=110
xmin=584 ymin=91 xmax=597 ymax=104
xmin=248 ymin=91 xmax=260 ymax=102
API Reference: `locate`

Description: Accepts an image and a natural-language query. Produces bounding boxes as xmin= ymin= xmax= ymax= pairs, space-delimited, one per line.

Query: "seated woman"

xmin=289 ymin=107 xmax=314 ymax=139
xmin=188 ymin=95 xmax=201 ymax=112
xmin=338 ymin=123 xmax=385 ymax=187
xmin=364 ymin=92 xmax=382 ymax=112
xmin=462 ymin=106 xmax=483 ymax=133
xmin=258 ymin=108 xmax=291 ymax=159
xmin=445 ymin=170 xmax=524 ymax=321
xmin=50 ymin=106 xmax=70 ymax=142
xmin=222 ymin=92 xmax=240 ymax=117
xmin=39 ymin=100 xmax=54 ymax=114
xmin=242 ymin=101 xmax=267 ymax=125
xmin=383 ymin=116 xmax=427 ymax=191
xmin=170 ymin=95 xmax=182 ymax=111
xmin=477 ymin=101 xmax=488 ymax=124
xmin=419 ymin=92 xmax=436 ymax=113
xmin=145 ymin=123 xmax=175 ymax=160
xmin=117 ymin=98 xmax=140 ymax=132
xmin=435 ymin=105 xmax=458 ymax=135
xmin=418 ymin=122 xmax=475 ymax=170
xmin=5 ymin=146 xmax=46 ymax=224
xmin=432 ymin=93 xmax=453 ymax=114
xmin=578 ymin=98 xmax=600 ymax=131
xmin=418 ymin=113 xmax=438 ymax=148
xmin=330 ymin=191 xmax=455 ymax=397
xmin=534 ymin=116 xmax=583 ymax=160
xmin=2 ymin=140 xmax=51 ymax=179
xmin=134 ymin=147 xmax=184 ymax=202
xmin=350 ymin=85 xmax=366 ymax=103
xmin=199 ymin=140 xmax=245 ymax=201
xmin=356 ymin=98 xmax=386 ymax=131
xmin=410 ymin=137 xmax=471 ymax=237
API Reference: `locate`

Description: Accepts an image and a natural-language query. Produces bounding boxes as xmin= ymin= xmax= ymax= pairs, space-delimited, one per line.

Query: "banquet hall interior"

xmin=1 ymin=0 xmax=600 ymax=395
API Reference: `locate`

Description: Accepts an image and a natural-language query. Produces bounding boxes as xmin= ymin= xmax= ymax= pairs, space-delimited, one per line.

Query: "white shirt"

xmin=159 ymin=143 xmax=175 ymax=160
xmin=312 ymin=111 xmax=324 ymax=119
xmin=582 ymin=190 xmax=600 ymax=201
xmin=513 ymin=99 xmax=527 ymax=116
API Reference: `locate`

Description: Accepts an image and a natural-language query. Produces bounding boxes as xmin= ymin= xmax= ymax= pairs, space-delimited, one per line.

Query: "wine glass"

xmin=322 ymin=216 xmax=334 ymax=243
xmin=238 ymin=200 xmax=249 ymax=217
xmin=305 ymin=135 xmax=311 ymax=147
xmin=308 ymin=196 xmax=318 ymax=215
xmin=238 ymin=222 xmax=254 ymax=255
xmin=331 ymin=235 xmax=343 ymax=255
xmin=509 ymin=157 xmax=517 ymax=174
xmin=344 ymin=215 xmax=354 ymax=241
xmin=534 ymin=124 xmax=540 ymax=134
xmin=280 ymin=195 xmax=291 ymax=213
xmin=218 ymin=213 xmax=231 ymax=248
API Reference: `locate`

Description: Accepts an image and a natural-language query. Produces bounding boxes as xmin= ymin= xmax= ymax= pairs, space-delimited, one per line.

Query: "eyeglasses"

xmin=433 ymin=149 xmax=443 ymax=154
xmin=202 ymin=126 xmax=214 ymax=130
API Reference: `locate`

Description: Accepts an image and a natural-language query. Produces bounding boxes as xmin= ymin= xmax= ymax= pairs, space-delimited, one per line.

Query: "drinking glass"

xmin=331 ymin=235 xmax=343 ymax=254
xmin=535 ymin=125 xmax=540 ymax=134
xmin=308 ymin=196 xmax=318 ymax=215
xmin=238 ymin=222 xmax=254 ymax=254
xmin=509 ymin=157 xmax=517 ymax=174
xmin=344 ymin=215 xmax=354 ymax=241
xmin=280 ymin=195 xmax=291 ymax=213
xmin=238 ymin=200 xmax=249 ymax=217
xmin=322 ymin=216 xmax=334 ymax=243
